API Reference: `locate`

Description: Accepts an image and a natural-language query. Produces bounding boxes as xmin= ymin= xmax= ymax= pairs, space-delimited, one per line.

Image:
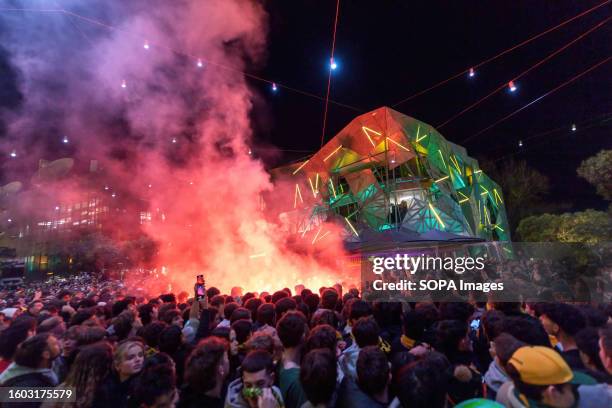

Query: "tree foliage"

xmin=577 ymin=149 xmax=612 ymax=201
xmin=516 ymin=209 xmax=612 ymax=243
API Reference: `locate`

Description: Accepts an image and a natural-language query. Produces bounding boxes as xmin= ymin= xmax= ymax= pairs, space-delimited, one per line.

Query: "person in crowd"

xmin=484 ymin=333 xmax=526 ymax=400
xmin=138 ymin=303 xmax=159 ymax=326
xmin=255 ymin=303 xmax=277 ymax=338
xmin=339 ymin=316 xmax=380 ymax=381
xmin=276 ymin=311 xmax=308 ymax=408
xmin=158 ymin=325 xmax=191 ymax=387
xmin=50 ymin=342 xmax=113 ymax=408
xmin=110 ymin=310 xmax=143 ymax=341
xmin=0 ymin=333 xmax=61 ymax=390
xmin=393 ymin=351 xmax=451 ymax=408
xmin=577 ymin=323 xmax=612 ymax=408
xmin=575 ymin=327 xmax=609 ymax=382
xmin=180 ymin=336 xmax=230 ymax=408
xmin=539 ymin=303 xmax=587 ymax=370
xmin=498 ymin=345 xmax=596 ymax=408
xmin=225 ymin=350 xmax=284 ymax=408
xmin=229 ymin=319 xmax=253 ymax=373
xmin=338 ymin=345 xmax=390 ymax=407
xmin=93 ymin=339 xmax=145 ymax=408
xmin=0 ymin=316 xmax=37 ymax=374
xmin=231 ymin=308 xmax=252 ymax=324
xmin=138 ymin=321 xmax=167 ymax=356
xmin=130 ymin=352 xmax=178 ymax=408
xmin=300 ymin=348 xmax=337 ymax=408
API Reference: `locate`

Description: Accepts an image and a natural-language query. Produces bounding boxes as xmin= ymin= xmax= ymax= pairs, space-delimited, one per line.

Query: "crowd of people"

xmin=0 ymin=272 xmax=610 ymax=408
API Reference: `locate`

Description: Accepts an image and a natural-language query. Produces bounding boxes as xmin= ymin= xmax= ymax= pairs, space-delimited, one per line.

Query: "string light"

xmin=62 ymin=136 xmax=69 ymax=144
xmin=9 ymin=151 xmax=17 ymax=158
xmin=104 ymin=186 xmax=109 ymax=190
xmin=508 ymin=81 xmax=517 ymax=92
xmin=330 ymin=58 xmax=338 ymax=70
xmin=248 ymin=148 xmax=252 ymax=155
xmin=196 ymin=58 xmax=203 ymax=68
xmin=111 ymin=193 xmax=116 ymax=198
xmin=171 ymin=137 xmax=177 ymax=144
xmin=518 ymin=140 xmax=523 ymax=147
xmin=571 ymin=123 xmax=577 ymax=131
xmin=272 ymin=82 xmax=278 ymax=92
xmin=143 ymin=40 xmax=149 ymax=50
xmin=121 ymin=79 xmax=127 ymax=89
xmin=7 ymin=219 xmax=12 ymax=223
xmin=468 ymin=68 xmax=475 ymax=78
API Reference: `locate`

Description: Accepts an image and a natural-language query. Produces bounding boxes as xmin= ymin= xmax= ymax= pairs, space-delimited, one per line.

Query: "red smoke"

xmin=1 ymin=1 xmax=353 ymax=294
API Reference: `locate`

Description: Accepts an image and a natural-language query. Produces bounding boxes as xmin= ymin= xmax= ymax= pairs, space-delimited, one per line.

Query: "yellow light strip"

xmin=450 ymin=155 xmax=462 ymax=173
xmin=416 ymin=125 xmax=428 ymax=143
xmin=428 ymin=203 xmax=446 ymax=228
xmin=362 ymin=126 xmax=381 ymax=147
xmin=344 ymin=217 xmax=359 ymax=237
xmin=294 ymin=184 xmax=304 ymax=208
xmin=480 ymin=186 xmax=489 ymax=196
xmin=249 ymin=253 xmax=266 ymax=259
xmin=434 ymin=175 xmax=449 ymax=183
xmin=315 ymin=173 xmax=319 ymax=190
xmin=494 ymin=224 xmax=504 ymax=232
xmin=323 ymin=145 xmax=343 ymax=162
xmin=438 ymin=150 xmax=447 ymax=169
xmin=315 ymin=231 xmax=330 ymax=243
xmin=329 ymin=179 xmax=337 ymax=198
xmin=457 ymin=191 xmax=470 ymax=200
xmin=493 ymin=189 xmax=503 ymax=204
xmin=459 ymin=198 xmax=470 ymax=204
xmin=292 ymin=160 xmax=310 ymax=175
xmin=308 ymin=177 xmax=317 ymax=198
xmin=386 ymin=137 xmax=411 ymax=152
xmin=484 ymin=206 xmax=491 ymax=224
xmin=311 ymin=227 xmax=322 ymax=244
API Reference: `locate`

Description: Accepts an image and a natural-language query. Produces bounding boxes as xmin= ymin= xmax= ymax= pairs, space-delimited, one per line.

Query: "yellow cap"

xmin=508 ymin=346 xmax=572 ymax=386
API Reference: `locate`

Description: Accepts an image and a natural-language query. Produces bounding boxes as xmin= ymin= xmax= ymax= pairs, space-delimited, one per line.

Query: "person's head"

xmin=271 ymin=290 xmax=289 ymax=304
xmin=185 ymin=337 xmax=229 ymax=393
xmin=575 ymin=327 xmax=606 ymax=373
xmin=14 ymin=333 xmax=60 ymax=369
xmin=539 ymin=303 xmax=586 ymax=340
xmin=294 ymin=284 xmax=305 ymax=296
xmin=63 ymin=342 xmax=113 ymax=407
xmin=300 ymin=348 xmax=337 ymax=405
xmin=230 ymin=319 xmax=252 ymax=356
xmin=275 ymin=297 xmax=297 ymax=320
xmin=491 ymin=332 xmax=526 ymax=370
xmin=131 ymin=353 xmax=177 ymax=408
xmin=246 ymin=333 xmax=282 ymax=363
xmin=69 ymin=308 xmax=98 ymax=327
xmin=207 ymin=286 xmax=221 ymax=299
xmin=506 ymin=346 xmax=593 ymax=407
xmin=76 ymin=326 xmax=107 ymax=347
xmin=230 ymin=307 xmax=251 ymax=324
xmin=244 ymin=298 xmax=262 ymax=322
xmin=0 ymin=319 xmax=36 ymax=361
xmin=61 ymin=325 xmax=83 ymax=357
xmin=349 ymin=300 xmax=372 ymax=323
xmin=433 ymin=319 xmax=471 ymax=357
xmin=356 ymin=346 xmax=389 ymax=398
xmin=139 ymin=321 xmax=168 ymax=349
xmin=28 ymin=301 xmax=44 ymax=316
xmin=159 ymin=293 xmax=176 ymax=304
xmin=576 ymin=305 xmax=608 ymax=328
xmin=256 ymin=303 xmax=275 ymax=327
xmin=305 ymin=324 xmax=338 ymax=356
xmin=161 ymin=309 xmax=183 ymax=328
xmin=481 ymin=309 xmax=505 ymax=342
xmin=37 ymin=316 xmax=66 ymax=338
xmin=240 ymin=350 xmax=275 ymax=408
xmin=321 ymin=289 xmax=338 ymax=310
xmin=158 ymin=325 xmax=183 ymax=355
xmin=395 ymin=352 xmax=450 ymax=408
xmin=438 ymin=302 xmax=474 ymax=323
xmin=353 ymin=316 xmax=380 ymax=348
xmin=598 ymin=323 xmax=612 ymax=375
xmin=304 ymin=293 xmax=320 ymax=315
xmin=112 ymin=310 xmax=141 ymax=341
xmin=113 ymin=339 xmax=145 ymax=380
xmin=57 ymin=289 xmax=72 ymax=303
xmin=502 ymin=315 xmax=551 ymax=347
xmin=310 ymin=309 xmax=338 ymax=329
xmin=138 ymin=303 xmax=158 ymax=326
xmin=276 ymin=311 xmax=307 ymax=349
xmin=230 ymin=287 xmax=243 ymax=299
xmin=223 ymin=302 xmax=239 ymax=321
xmin=210 ymin=294 xmax=225 ymax=309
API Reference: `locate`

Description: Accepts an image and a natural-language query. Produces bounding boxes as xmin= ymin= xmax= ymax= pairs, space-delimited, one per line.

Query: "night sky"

xmin=254 ymin=0 xmax=611 ymax=211
xmin=1 ymin=1 xmax=611 ymax=211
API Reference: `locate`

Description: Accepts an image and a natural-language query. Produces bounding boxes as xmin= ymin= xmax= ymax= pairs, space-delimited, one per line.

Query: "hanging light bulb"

xmin=121 ymin=80 xmax=127 ymax=89
xmin=143 ymin=40 xmax=150 ymax=50
xmin=248 ymin=148 xmax=252 ymax=155
xmin=171 ymin=137 xmax=177 ymax=144
xmin=62 ymin=136 xmax=69 ymax=144
xmin=111 ymin=193 xmax=117 ymax=198
xmin=518 ymin=140 xmax=523 ymax=147
xmin=104 ymin=186 xmax=109 ymax=190
xmin=196 ymin=58 xmax=203 ymax=68
xmin=272 ymin=82 xmax=278 ymax=92
xmin=468 ymin=67 xmax=475 ymax=78
xmin=571 ymin=123 xmax=577 ymax=132
xmin=330 ymin=58 xmax=338 ymax=70
xmin=508 ymin=81 xmax=517 ymax=92
xmin=9 ymin=150 xmax=16 ymax=158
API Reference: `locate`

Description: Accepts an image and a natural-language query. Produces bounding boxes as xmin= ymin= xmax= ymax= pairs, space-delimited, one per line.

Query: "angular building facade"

xmin=271 ymin=107 xmax=510 ymax=249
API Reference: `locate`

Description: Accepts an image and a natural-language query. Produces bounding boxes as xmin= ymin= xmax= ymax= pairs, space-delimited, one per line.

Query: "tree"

xmin=577 ymin=149 xmax=612 ymax=201
xmin=516 ymin=210 xmax=612 ymax=244
xmin=480 ymin=158 xmax=560 ymax=233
